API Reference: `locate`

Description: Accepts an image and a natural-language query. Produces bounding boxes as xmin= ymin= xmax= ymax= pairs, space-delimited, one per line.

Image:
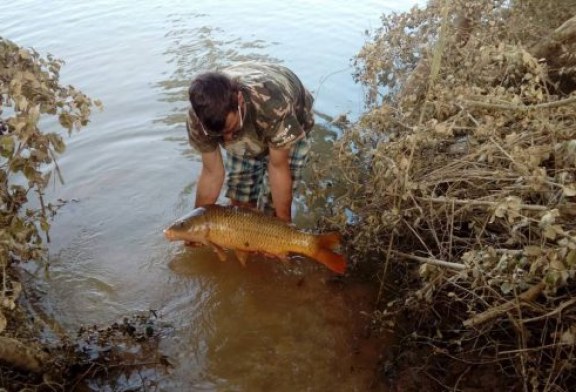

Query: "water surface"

xmin=1 ymin=1 xmax=418 ymax=389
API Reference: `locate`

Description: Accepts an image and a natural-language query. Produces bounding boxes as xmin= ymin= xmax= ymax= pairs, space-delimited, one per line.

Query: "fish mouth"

xmin=163 ymin=228 xmax=199 ymax=243
xmin=163 ymin=229 xmax=177 ymax=241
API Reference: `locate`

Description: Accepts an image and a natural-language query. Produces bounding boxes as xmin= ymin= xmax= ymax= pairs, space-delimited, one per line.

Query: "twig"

xmin=453 ymin=366 xmax=471 ymax=391
xmin=511 ymin=285 xmax=529 ymax=392
xmin=522 ymin=297 xmax=576 ymax=324
xmin=463 ymin=96 xmax=576 ymax=111
xmin=463 ymin=282 xmax=546 ymax=328
xmin=392 ymin=251 xmax=466 ymax=271
xmin=498 ymin=342 xmax=574 ymax=355
xmin=402 ymin=218 xmax=435 ymax=256
xmin=448 ymin=199 xmax=454 ymax=259
xmin=48 ymin=147 xmax=65 ymax=185
xmin=71 ymin=363 xmax=99 ymax=391
xmin=377 ymin=233 xmax=396 ymax=304
xmin=447 ymin=279 xmax=491 ymax=308
xmin=416 ymin=196 xmax=550 ymax=211
xmin=493 ymin=249 xmax=523 ymax=255
xmin=413 ymin=195 xmax=443 ymax=253
xmin=489 ymin=137 xmax=530 ymax=175
xmin=544 ymin=322 xmax=572 ymax=392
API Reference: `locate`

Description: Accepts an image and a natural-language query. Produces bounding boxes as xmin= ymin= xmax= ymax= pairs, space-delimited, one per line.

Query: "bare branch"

xmin=392 ymin=251 xmax=466 ymax=271
xmin=463 ymin=282 xmax=547 ymax=328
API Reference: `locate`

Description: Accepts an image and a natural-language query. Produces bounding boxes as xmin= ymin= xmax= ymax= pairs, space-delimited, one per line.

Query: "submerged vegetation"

xmin=309 ymin=0 xmax=576 ymax=390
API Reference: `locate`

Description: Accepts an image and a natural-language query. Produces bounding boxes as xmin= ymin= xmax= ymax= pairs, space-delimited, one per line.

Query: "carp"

xmin=163 ymin=204 xmax=346 ymax=274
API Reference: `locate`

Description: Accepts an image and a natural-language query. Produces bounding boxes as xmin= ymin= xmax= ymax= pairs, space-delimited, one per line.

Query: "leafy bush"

xmin=0 ymin=36 xmax=99 ymax=345
xmin=1 ymin=37 xmax=99 ymax=267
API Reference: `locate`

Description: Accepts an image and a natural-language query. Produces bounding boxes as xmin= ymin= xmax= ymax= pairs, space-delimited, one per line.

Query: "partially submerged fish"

xmin=163 ymin=204 xmax=346 ymax=274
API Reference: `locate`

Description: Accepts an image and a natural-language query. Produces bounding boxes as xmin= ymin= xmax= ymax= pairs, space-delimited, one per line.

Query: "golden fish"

xmin=163 ymin=204 xmax=346 ymax=274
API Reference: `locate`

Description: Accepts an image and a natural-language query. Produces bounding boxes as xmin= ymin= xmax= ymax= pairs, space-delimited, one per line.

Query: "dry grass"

xmin=308 ymin=1 xmax=576 ymax=390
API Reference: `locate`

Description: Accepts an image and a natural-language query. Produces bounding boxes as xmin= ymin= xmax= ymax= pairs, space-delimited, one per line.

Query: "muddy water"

xmin=1 ymin=1 xmax=418 ymax=390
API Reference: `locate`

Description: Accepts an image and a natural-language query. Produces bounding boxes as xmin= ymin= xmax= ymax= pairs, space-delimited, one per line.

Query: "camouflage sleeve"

xmin=249 ymin=81 xmax=306 ymax=150
xmin=186 ymin=109 xmax=218 ymax=153
xmin=268 ymin=112 xmax=305 ymax=150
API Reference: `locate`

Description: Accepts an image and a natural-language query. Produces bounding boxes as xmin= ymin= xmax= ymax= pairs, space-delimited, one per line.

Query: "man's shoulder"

xmin=222 ymin=61 xmax=293 ymax=78
xmin=223 ymin=62 xmax=310 ymax=146
xmin=223 ymin=62 xmax=302 ymax=92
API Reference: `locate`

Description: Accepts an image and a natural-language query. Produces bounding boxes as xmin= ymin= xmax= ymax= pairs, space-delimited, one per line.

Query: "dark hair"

xmin=188 ymin=71 xmax=239 ymax=134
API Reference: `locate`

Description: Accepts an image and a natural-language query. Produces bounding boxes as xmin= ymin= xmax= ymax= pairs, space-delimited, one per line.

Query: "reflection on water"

xmin=0 ymin=0 xmax=417 ymax=389
xmin=156 ymin=13 xmax=279 ymax=109
xmin=165 ymin=249 xmax=383 ymax=391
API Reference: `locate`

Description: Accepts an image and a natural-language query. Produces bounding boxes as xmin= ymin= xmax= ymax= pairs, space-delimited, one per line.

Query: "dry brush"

xmin=309 ymin=1 xmax=576 ymax=390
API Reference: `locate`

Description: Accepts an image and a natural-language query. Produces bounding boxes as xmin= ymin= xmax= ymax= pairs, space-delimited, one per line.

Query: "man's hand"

xmin=195 ymin=149 xmax=225 ymax=207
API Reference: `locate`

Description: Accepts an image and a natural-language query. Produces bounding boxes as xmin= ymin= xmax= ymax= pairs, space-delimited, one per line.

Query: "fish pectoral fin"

xmin=208 ymin=242 xmax=228 ymax=262
xmin=263 ymin=252 xmax=290 ymax=263
xmin=234 ymin=250 xmax=250 ymax=267
xmin=278 ymin=254 xmax=291 ymax=264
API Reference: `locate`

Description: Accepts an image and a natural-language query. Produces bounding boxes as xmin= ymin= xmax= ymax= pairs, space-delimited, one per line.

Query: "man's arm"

xmin=268 ymin=147 xmax=292 ymax=222
xmin=195 ymin=148 xmax=225 ymax=207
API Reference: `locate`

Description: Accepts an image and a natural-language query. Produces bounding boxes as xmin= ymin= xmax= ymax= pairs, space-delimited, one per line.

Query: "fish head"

xmin=163 ymin=207 xmax=210 ymax=243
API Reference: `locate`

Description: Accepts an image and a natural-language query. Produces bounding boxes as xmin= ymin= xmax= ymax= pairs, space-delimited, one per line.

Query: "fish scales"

xmin=163 ymin=204 xmax=347 ymax=274
xmin=205 ymin=206 xmax=313 ymax=255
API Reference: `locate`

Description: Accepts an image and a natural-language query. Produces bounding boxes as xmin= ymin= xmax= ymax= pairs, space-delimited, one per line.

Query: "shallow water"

xmin=1 ymin=1 xmax=418 ymax=389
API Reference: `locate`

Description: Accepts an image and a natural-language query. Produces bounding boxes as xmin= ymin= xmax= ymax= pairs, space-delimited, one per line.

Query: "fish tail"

xmin=312 ymin=233 xmax=347 ymax=274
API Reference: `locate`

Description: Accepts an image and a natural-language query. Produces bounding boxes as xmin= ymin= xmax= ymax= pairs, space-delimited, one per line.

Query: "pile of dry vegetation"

xmin=310 ymin=0 xmax=576 ymax=390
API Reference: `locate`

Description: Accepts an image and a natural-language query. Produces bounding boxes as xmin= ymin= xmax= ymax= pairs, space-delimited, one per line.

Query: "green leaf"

xmin=566 ymin=250 xmax=576 ymax=267
xmin=47 ymin=133 xmax=66 ymax=154
xmin=500 ymin=282 xmax=514 ymax=294
xmin=562 ymin=185 xmax=576 ymax=197
xmin=23 ymin=164 xmax=38 ymax=181
xmin=0 ymin=135 xmax=15 ymax=157
xmin=9 ymin=156 xmax=26 ymax=173
xmin=0 ymin=37 xmax=94 ymax=266
xmin=58 ymin=113 xmax=73 ymax=130
xmin=40 ymin=219 xmax=50 ymax=233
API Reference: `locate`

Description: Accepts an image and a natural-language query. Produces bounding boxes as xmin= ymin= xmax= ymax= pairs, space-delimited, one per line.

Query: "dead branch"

xmin=463 ymin=282 xmax=547 ymax=328
xmin=463 ymin=96 xmax=576 ymax=111
xmin=530 ymin=14 xmax=576 ymax=93
xmin=399 ymin=4 xmax=481 ymax=103
xmin=415 ymin=196 xmax=549 ymax=211
xmin=530 ymin=15 xmax=576 ymax=61
xmin=417 ymin=197 xmax=576 ymax=217
xmin=522 ymin=297 xmax=576 ymax=324
xmin=392 ymin=251 xmax=466 ymax=271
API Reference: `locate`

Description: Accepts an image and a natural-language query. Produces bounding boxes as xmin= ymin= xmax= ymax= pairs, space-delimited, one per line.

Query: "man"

xmin=186 ymin=62 xmax=314 ymax=223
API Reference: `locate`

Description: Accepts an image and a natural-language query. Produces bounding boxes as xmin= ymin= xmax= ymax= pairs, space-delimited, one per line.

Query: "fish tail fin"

xmin=312 ymin=233 xmax=347 ymax=274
